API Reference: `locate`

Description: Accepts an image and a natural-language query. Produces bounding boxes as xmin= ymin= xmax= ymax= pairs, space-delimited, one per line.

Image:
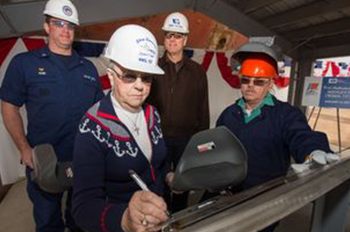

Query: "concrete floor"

xmin=0 ymin=178 xmax=35 ymax=232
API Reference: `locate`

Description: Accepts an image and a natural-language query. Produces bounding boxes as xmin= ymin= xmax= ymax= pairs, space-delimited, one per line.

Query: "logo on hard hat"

xmin=62 ymin=5 xmax=73 ymax=16
xmin=172 ymin=18 xmax=180 ymax=25
xmin=170 ymin=18 xmax=182 ymax=29
xmin=136 ymin=37 xmax=157 ymax=64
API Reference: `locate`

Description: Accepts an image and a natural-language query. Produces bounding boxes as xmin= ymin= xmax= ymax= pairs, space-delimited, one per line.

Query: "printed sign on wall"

xmin=302 ymin=76 xmax=350 ymax=109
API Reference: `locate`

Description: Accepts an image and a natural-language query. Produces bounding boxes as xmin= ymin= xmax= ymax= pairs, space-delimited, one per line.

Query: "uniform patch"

xmin=38 ymin=67 xmax=46 ymax=75
xmin=83 ymin=74 xmax=96 ymax=82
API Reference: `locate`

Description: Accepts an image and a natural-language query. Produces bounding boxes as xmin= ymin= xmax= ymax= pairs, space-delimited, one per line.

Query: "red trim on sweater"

xmin=151 ymin=167 xmax=156 ymax=182
xmin=97 ymin=111 xmax=119 ymax=121
xmin=144 ymin=104 xmax=150 ymax=122
xmin=101 ymin=205 xmax=111 ymax=232
xmin=147 ymin=106 xmax=156 ymax=132
xmin=86 ymin=112 xmax=131 ymax=142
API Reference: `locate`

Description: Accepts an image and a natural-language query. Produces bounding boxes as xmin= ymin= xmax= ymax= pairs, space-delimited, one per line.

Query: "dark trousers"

xmin=26 ymin=168 xmax=80 ymax=232
xmin=165 ymin=136 xmax=191 ymax=213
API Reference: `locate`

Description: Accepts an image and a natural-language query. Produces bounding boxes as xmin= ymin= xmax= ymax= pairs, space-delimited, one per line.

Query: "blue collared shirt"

xmin=0 ymin=46 xmax=104 ymax=161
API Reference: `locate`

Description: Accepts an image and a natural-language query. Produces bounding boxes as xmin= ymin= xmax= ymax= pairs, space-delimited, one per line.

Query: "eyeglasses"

xmin=108 ymin=68 xmax=153 ymax=85
xmin=165 ymin=32 xmax=185 ymax=39
xmin=50 ymin=20 xmax=75 ymax=30
xmin=240 ymin=77 xmax=270 ymax=87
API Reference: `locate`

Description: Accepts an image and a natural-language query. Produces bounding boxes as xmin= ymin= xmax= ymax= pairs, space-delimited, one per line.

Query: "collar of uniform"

xmin=238 ymin=92 xmax=275 ymax=123
xmin=96 ymin=92 xmax=153 ymax=126
xmin=36 ymin=45 xmax=84 ymax=69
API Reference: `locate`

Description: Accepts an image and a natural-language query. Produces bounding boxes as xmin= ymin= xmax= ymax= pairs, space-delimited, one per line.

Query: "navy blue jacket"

xmin=217 ymin=96 xmax=331 ymax=189
xmin=0 ymin=46 xmax=104 ymax=161
xmin=72 ymin=94 xmax=168 ymax=232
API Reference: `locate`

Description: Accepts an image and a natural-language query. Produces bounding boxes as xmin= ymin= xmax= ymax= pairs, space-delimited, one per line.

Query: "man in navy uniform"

xmin=0 ymin=0 xmax=103 ymax=231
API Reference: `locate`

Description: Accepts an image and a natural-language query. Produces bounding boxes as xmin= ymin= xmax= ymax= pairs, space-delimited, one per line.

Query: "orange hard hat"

xmin=239 ymin=53 xmax=278 ymax=78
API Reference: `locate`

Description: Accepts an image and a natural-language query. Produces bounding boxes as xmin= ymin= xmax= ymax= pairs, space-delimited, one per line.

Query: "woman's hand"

xmin=122 ymin=191 xmax=169 ymax=232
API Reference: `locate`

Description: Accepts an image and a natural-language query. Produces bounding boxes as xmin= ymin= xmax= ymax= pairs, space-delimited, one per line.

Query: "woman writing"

xmin=72 ymin=25 xmax=170 ymax=232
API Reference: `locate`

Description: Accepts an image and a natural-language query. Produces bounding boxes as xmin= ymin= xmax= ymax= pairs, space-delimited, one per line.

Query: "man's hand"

xmin=20 ymin=147 xmax=34 ymax=169
xmin=310 ymin=150 xmax=341 ymax=165
xmin=291 ymin=150 xmax=341 ymax=174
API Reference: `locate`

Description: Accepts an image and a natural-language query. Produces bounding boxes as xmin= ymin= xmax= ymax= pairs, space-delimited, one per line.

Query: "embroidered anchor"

xmin=105 ymin=132 xmax=113 ymax=148
xmin=151 ymin=125 xmax=163 ymax=145
xmin=155 ymin=126 xmax=163 ymax=138
xmin=154 ymin=111 xmax=161 ymax=123
xmin=91 ymin=125 xmax=106 ymax=143
xmin=113 ymin=140 xmax=126 ymax=157
xmin=125 ymin=142 xmax=138 ymax=157
xmin=79 ymin=118 xmax=91 ymax=133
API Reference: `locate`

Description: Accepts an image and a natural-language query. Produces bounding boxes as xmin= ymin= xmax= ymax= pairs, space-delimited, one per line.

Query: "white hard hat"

xmin=104 ymin=24 xmax=164 ymax=75
xmin=162 ymin=12 xmax=189 ymax=34
xmin=43 ymin=0 xmax=79 ymax=25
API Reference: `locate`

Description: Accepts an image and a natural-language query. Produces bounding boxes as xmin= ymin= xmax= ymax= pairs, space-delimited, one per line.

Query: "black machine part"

xmin=172 ymin=126 xmax=248 ymax=192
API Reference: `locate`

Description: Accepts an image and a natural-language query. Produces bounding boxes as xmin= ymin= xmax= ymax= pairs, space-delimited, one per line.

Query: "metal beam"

xmin=308 ymin=32 xmax=350 ymax=48
xmin=262 ymin=0 xmax=350 ymax=29
xmin=0 ymin=0 xmax=190 ymax=39
xmin=0 ymin=4 xmax=16 ymax=37
xmin=195 ymin=0 xmax=293 ymax=56
xmin=0 ymin=0 xmax=46 ymax=5
xmin=287 ymin=60 xmax=298 ymax=106
xmin=240 ymin=0 xmax=280 ymax=14
xmin=300 ymin=43 xmax=350 ymax=60
xmin=175 ymin=158 xmax=350 ymax=232
xmin=282 ymin=17 xmax=350 ymax=42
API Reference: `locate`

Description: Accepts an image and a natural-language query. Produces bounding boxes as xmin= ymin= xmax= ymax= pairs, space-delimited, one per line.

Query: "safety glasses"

xmin=108 ymin=68 xmax=153 ymax=85
xmin=50 ymin=20 xmax=75 ymax=30
xmin=240 ymin=77 xmax=270 ymax=87
xmin=165 ymin=32 xmax=185 ymax=39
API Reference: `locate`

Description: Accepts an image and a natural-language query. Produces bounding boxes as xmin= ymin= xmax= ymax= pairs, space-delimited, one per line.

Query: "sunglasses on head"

xmin=165 ymin=32 xmax=185 ymax=39
xmin=108 ymin=68 xmax=153 ymax=84
xmin=240 ymin=77 xmax=270 ymax=87
xmin=50 ymin=20 xmax=75 ymax=30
